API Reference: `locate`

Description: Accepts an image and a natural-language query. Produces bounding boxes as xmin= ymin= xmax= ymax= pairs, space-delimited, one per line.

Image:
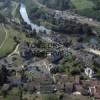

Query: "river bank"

xmin=19 ymin=3 xmax=50 ymax=33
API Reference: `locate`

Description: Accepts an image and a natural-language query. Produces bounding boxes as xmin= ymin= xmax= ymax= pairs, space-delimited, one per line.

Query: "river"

xmin=20 ymin=3 xmax=50 ymax=33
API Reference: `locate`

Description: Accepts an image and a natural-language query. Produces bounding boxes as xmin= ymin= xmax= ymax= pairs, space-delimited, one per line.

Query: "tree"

xmin=42 ymin=94 xmax=59 ymax=100
xmin=32 ymin=29 xmax=37 ymax=36
xmin=0 ymin=13 xmax=6 ymax=23
xmin=0 ymin=65 xmax=9 ymax=86
xmin=13 ymin=36 xmax=19 ymax=43
xmin=70 ymin=67 xmax=81 ymax=75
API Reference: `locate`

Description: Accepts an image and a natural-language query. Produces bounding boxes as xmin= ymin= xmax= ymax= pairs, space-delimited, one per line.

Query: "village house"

xmin=89 ymin=80 xmax=100 ymax=100
xmin=49 ymin=64 xmax=59 ymax=74
xmin=1 ymin=84 xmax=11 ymax=92
xmin=19 ymin=42 xmax=33 ymax=60
xmin=47 ymin=50 xmax=63 ymax=63
xmin=40 ymin=84 xmax=56 ymax=93
xmin=53 ymin=74 xmax=95 ymax=96
xmin=23 ymin=81 xmax=39 ymax=93
xmin=54 ymin=74 xmax=77 ymax=94
xmin=8 ymin=76 xmax=22 ymax=86
xmin=94 ymin=57 xmax=100 ymax=67
xmin=85 ymin=67 xmax=94 ymax=78
xmin=39 ymin=74 xmax=56 ymax=93
xmin=23 ymin=74 xmax=56 ymax=94
xmin=76 ymin=80 xmax=90 ymax=96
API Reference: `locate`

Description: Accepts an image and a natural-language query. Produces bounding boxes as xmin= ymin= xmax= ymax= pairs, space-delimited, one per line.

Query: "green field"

xmin=0 ymin=25 xmax=36 ymax=58
xmin=0 ymin=24 xmax=6 ymax=46
xmin=0 ymin=25 xmax=20 ymax=57
xmin=71 ymin=0 xmax=94 ymax=10
xmin=70 ymin=0 xmax=100 ymax=20
xmin=0 ymin=87 xmax=20 ymax=100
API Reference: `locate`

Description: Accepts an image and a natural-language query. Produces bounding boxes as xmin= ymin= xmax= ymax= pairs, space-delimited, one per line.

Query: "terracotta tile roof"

xmin=91 ymin=81 xmax=100 ymax=87
xmin=95 ymin=85 xmax=100 ymax=95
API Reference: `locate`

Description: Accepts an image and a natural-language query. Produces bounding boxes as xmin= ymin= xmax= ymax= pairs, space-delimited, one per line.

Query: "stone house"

xmin=19 ymin=42 xmax=33 ymax=59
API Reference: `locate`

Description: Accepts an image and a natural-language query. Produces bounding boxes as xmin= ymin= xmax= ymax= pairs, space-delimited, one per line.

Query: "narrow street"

xmin=85 ymin=48 xmax=100 ymax=56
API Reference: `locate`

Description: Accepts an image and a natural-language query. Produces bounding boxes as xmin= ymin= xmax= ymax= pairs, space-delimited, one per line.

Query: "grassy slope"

xmin=71 ymin=0 xmax=100 ymax=20
xmin=0 ymin=87 xmax=20 ymax=100
xmin=0 ymin=0 xmax=37 ymax=57
xmin=0 ymin=25 xmax=6 ymax=46
xmin=0 ymin=0 xmax=20 ymax=22
xmin=0 ymin=26 xmax=18 ymax=57
xmin=71 ymin=0 xmax=94 ymax=10
xmin=11 ymin=1 xmax=20 ymax=22
xmin=0 ymin=24 xmax=37 ymax=57
xmin=24 ymin=0 xmax=35 ymax=14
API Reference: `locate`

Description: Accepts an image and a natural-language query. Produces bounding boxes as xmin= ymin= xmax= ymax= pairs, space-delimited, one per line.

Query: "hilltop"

xmin=37 ymin=0 xmax=73 ymax=10
xmin=0 ymin=0 xmax=100 ymax=100
xmin=34 ymin=0 xmax=100 ymax=20
xmin=0 ymin=0 xmax=20 ymax=22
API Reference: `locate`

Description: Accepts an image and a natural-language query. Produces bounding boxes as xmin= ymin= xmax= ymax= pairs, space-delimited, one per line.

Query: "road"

xmin=85 ymin=48 xmax=100 ymax=56
xmin=7 ymin=44 xmax=20 ymax=57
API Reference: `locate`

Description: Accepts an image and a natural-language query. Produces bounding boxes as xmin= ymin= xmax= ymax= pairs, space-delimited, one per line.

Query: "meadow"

xmin=0 ymin=24 xmax=6 ymax=47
